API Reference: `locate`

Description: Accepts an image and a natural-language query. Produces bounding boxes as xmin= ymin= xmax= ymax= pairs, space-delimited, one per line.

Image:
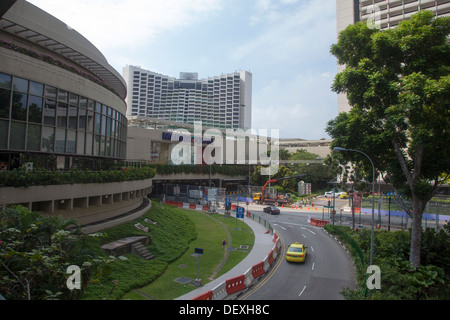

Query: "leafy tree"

xmin=0 ymin=206 xmax=114 ymax=300
xmin=327 ymin=11 xmax=450 ymax=268
xmin=289 ymin=149 xmax=333 ymax=190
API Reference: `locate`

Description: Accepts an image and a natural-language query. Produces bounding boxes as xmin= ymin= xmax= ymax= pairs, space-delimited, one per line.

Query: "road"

xmin=240 ymin=204 xmax=356 ymax=300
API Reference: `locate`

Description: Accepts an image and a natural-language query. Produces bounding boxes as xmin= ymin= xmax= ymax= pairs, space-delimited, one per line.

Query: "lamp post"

xmin=333 ymin=147 xmax=375 ymax=266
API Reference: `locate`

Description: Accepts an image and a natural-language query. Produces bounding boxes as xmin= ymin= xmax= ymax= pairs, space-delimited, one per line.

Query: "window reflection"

xmin=0 ymin=88 xmax=11 ymax=118
xmin=67 ymin=130 xmax=76 ymax=153
xmin=56 ymin=102 xmax=67 ymax=128
xmin=13 ymin=77 xmax=28 ymax=93
xmin=0 ymin=72 xmax=126 ymax=158
xmin=28 ymin=95 xmax=43 ymax=123
xmin=11 ymin=92 xmax=27 ymax=121
xmin=27 ymin=124 xmax=41 ymax=151
xmin=0 ymin=119 xmax=8 ymax=149
xmin=44 ymin=99 xmax=56 ymax=126
xmin=41 ymin=126 xmax=54 ymax=152
xmin=45 ymin=86 xmax=57 ymax=99
xmin=29 ymin=81 xmax=43 ymax=96
xmin=55 ymin=128 xmax=66 ymax=153
xmin=10 ymin=121 xmax=26 ymax=150
xmin=68 ymin=106 xmax=77 ymax=129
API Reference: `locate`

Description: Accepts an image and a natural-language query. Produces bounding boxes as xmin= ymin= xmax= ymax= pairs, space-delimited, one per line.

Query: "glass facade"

xmin=0 ymin=72 xmax=127 ymax=159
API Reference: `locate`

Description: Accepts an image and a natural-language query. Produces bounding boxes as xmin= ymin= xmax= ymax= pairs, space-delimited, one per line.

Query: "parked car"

xmin=263 ymin=206 xmax=280 ymax=215
xmin=337 ymin=192 xmax=349 ymax=199
xmin=324 ymin=191 xmax=334 ymax=198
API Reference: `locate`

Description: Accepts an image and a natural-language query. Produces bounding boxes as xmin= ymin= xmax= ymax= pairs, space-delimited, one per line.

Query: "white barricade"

xmin=263 ymin=255 xmax=270 ymax=271
xmin=244 ymin=266 xmax=254 ymax=287
xmin=211 ymin=281 xmax=228 ymax=300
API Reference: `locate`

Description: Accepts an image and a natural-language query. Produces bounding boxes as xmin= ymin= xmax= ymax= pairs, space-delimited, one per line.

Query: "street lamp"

xmin=333 ymin=147 xmax=375 ymax=266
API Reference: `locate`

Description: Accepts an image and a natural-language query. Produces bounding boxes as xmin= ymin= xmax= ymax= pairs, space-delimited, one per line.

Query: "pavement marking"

xmin=274 ymin=223 xmax=286 ymax=230
xmin=312 ymin=262 xmax=315 ymax=271
xmin=301 ymin=233 xmax=306 ymax=239
xmin=298 ymin=285 xmax=307 ymax=297
xmin=301 ymin=227 xmax=316 ymax=235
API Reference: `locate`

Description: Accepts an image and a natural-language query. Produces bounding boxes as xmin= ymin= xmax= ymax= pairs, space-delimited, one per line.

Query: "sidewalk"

xmin=175 ymin=212 xmax=276 ymax=300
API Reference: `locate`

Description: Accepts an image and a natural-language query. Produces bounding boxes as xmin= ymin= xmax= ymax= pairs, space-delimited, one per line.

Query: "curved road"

xmin=240 ymin=205 xmax=356 ymax=300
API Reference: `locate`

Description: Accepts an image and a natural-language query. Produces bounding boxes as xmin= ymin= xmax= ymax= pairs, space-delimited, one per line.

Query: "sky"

xmin=27 ymin=0 xmax=339 ymax=140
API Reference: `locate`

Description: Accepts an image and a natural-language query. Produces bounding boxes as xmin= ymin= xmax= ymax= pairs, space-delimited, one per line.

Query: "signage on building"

xmin=161 ymin=131 xmax=214 ymax=144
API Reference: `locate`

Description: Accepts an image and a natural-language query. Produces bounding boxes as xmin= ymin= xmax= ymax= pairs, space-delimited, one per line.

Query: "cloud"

xmin=28 ymin=0 xmax=223 ymax=51
xmin=252 ymin=71 xmax=337 ymax=139
xmin=229 ymin=0 xmax=336 ymax=66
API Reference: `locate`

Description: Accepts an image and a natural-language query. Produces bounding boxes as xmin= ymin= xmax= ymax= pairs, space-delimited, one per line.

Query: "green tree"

xmin=0 ymin=206 xmax=114 ymax=300
xmin=327 ymin=11 xmax=450 ymax=268
xmin=289 ymin=149 xmax=333 ymax=190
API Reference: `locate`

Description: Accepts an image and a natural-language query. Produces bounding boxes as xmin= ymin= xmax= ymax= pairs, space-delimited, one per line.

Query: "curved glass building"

xmin=0 ymin=0 xmax=128 ymax=170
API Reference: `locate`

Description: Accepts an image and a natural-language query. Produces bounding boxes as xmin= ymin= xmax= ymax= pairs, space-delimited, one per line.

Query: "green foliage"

xmin=0 ymin=206 xmax=114 ymax=300
xmin=250 ymin=149 xmax=334 ymax=193
xmin=326 ymin=225 xmax=450 ymax=300
xmin=328 ymin=10 xmax=450 ymax=267
xmin=328 ymin=10 xmax=450 ymax=198
xmin=149 ymin=164 xmax=248 ymax=177
xmin=0 ymin=167 xmax=156 ymax=187
xmin=81 ymin=204 xmax=197 ymax=300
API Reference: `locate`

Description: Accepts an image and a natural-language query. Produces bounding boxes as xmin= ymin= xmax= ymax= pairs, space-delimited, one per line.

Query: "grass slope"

xmin=82 ymin=202 xmax=254 ymax=300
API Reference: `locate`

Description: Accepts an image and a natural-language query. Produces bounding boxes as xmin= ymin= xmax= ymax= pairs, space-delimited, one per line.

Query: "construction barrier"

xmin=226 ymin=275 xmax=246 ymax=295
xmin=243 ymin=267 xmax=254 ymax=287
xmin=267 ymin=250 xmax=274 ymax=265
xmin=192 ymin=290 xmax=213 ymax=300
xmin=252 ymin=261 xmax=265 ymax=279
xmin=211 ymin=281 xmax=228 ymax=300
xmin=273 ymin=233 xmax=279 ymax=243
xmin=309 ymin=218 xmax=329 ymax=227
xmin=188 ymin=232 xmax=280 ymax=300
xmin=164 ymin=200 xmax=209 ymax=211
xmin=165 ymin=200 xmax=183 ymax=207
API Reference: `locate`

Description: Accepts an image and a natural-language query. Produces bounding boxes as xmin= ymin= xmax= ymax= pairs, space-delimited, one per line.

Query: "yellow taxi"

xmin=286 ymin=242 xmax=307 ymax=263
xmin=339 ymin=192 xmax=349 ymax=199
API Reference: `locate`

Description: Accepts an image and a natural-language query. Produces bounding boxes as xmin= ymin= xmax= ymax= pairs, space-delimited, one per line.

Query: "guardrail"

xmin=163 ymin=199 xmax=280 ymax=300
xmin=191 ymin=230 xmax=281 ymax=300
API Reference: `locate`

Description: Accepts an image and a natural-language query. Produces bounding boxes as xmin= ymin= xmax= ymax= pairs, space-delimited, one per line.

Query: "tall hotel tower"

xmin=123 ymin=65 xmax=252 ymax=131
xmin=336 ymin=0 xmax=450 ymax=113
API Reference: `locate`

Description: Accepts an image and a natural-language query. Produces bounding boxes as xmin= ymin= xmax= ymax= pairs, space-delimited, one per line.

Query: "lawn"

xmin=122 ymin=211 xmax=254 ymax=300
xmin=81 ymin=201 xmax=254 ymax=300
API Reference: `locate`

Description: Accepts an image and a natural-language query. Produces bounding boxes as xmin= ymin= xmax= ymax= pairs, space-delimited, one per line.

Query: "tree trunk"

xmin=409 ymin=196 xmax=423 ymax=268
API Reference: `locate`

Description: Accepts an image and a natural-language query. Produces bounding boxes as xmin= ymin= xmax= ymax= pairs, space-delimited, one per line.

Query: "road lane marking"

xmin=301 ymin=233 xmax=306 ymax=239
xmin=298 ymin=286 xmax=307 ymax=297
xmin=301 ymin=227 xmax=316 ymax=235
xmin=312 ymin=262 xmax=315 ymax=271
xmin=274 ymin=224 xmax=286 ymax=230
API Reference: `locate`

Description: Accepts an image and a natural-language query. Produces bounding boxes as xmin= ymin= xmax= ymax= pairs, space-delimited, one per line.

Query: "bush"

xmin=325 ymin=224 xmax=450 ymax=300
xmin=0 ymin=167 xmax=156 ymax=187
xmin=0 ymin=206 xmax=113 ymax=300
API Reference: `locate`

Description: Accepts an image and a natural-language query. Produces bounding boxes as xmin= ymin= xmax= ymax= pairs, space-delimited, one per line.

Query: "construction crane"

xmin=253 ymin=174 xmax=306 ymax=206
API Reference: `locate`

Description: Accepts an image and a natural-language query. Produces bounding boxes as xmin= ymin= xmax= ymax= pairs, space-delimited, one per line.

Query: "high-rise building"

xmin=336 ymin=0 xmax=450 ymax=113
xmin=123 ymin=65 xmax=252 ymax=130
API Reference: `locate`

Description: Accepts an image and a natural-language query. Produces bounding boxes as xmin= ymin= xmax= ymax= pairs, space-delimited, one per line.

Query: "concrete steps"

xmin=131 ymin=242 xmax=154 ymax=260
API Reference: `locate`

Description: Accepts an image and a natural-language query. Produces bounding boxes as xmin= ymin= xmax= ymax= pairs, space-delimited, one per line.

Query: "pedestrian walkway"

xmin=175 ymin=213 xmax=276 ymax=300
